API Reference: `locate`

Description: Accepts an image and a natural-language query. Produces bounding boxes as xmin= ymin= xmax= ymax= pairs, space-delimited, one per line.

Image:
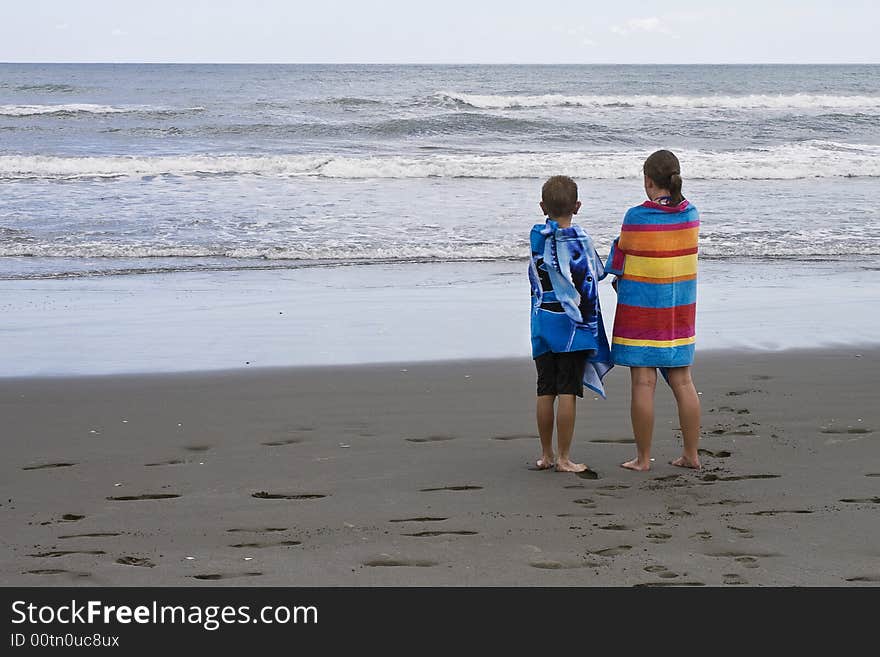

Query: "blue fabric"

xmin=529 ymin=218 xmax=613 ymax=398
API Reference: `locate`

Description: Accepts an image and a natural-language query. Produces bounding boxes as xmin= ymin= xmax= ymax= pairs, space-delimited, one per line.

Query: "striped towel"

xmin=605 ymin=199 xmax=699 ymax=368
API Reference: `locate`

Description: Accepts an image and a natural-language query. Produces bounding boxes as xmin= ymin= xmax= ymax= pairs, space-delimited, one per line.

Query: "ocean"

xmin=1 ymin=64 xmax=878 ymax=374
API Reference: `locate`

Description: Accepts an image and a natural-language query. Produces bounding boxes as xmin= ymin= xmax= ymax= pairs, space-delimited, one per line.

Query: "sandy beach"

xmin=1 ymin=348 xmax=877 ymax=586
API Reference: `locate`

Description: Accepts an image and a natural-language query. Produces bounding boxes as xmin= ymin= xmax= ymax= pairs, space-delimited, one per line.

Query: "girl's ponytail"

xmin=668 ymin=172 xmax=683 ymax=205
xmin=644 ymin=150 xmax=684 ymax=205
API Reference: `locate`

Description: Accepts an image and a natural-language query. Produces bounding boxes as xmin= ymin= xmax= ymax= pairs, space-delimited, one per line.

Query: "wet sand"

xmin=1 ymin=348 xmax=878 ymax=586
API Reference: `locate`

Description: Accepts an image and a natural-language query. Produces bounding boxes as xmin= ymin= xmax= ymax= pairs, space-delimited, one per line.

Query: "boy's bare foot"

xmin=535 ymin=455 xmax=555 ymax=470
xmin=670 ymin=455 xmax=701 ymax=470
xmin=555 ymin=459 xmax=587 ymax=473
xmin=620 ymin=458 xmax=651 ymax=472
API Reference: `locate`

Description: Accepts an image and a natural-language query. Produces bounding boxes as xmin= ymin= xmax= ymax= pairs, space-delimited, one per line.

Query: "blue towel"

xmin=528 ymin=219 xmax=613 ymax=397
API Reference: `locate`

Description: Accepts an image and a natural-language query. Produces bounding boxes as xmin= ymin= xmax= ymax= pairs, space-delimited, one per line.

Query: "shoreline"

xmin=1 ymin=258 xmax=878 ymax=378
xmin=1 ymin=348 xmax=877 ymax=586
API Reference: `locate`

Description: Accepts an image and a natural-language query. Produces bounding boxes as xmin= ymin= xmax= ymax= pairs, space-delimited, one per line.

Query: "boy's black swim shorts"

xmin=534 ymin=351 xmax=588 ymax=398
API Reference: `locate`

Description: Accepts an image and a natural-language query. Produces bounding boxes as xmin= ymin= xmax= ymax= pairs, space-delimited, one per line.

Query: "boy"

xmin=528 ymin=175 xmax=613 ymax=473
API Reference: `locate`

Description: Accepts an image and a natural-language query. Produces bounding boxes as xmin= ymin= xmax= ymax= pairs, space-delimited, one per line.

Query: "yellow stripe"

xmin=612 ymin=336 xmax=696 ymax=348
xmin=624 ymin=253 xmax=697 ymax=279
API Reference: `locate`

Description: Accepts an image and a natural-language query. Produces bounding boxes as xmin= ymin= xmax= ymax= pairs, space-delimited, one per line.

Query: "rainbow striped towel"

xmin=605 ymin=200 xmax=699 ymax=368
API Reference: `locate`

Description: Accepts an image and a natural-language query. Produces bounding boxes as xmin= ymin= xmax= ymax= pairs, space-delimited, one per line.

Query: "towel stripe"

xmin=623 ymin=253 xmax=697 ymax=279
xmin=612 ymin=336 xmax=696 ymax=348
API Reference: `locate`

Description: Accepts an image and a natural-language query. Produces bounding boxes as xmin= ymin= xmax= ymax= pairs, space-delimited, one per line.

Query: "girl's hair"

xmin=643 ymin=150 xmax=684 ymax=205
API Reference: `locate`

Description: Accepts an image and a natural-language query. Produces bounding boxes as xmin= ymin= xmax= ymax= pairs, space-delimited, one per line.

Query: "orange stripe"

xmin=623 ymin=247 xmax=698 ymax=257
xmin=622 ymin=273 xmax=697 ymax=284
xmin=618 ymin=227 xmax=699 ymax=252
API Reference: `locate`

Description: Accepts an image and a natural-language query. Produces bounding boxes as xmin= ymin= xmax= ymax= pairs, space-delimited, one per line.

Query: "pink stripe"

xmin=621 ymin=220 xmax=700 ymax=232
xmin=613 ymin=323 xmax=696 ymax=342
xmin=642 ymin=200 xmax=690 ymax=213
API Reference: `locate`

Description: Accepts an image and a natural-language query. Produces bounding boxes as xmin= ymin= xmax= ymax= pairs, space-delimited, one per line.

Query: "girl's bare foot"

xmin=670 ymin=455 xmax=701 ymax=470
xmin=535 ymin=455 xmax=555 ymax=470
xmin=555 ymin=459 xmax=587 ymax=473
xmin=621 ymin=458 xmax=651 ymax=472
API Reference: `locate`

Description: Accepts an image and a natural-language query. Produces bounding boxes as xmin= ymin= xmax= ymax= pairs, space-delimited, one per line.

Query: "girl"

xmin=605 ymin=150 xmax=701 ymax=471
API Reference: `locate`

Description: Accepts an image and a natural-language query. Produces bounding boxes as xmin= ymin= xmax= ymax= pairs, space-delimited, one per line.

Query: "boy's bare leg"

xmin=622 ymin=367 xmax=657 ymax=471
xmin=555 ymin=394 xmax=586 ymax=472
xmin=535 ymin=394 xmax=556 ymax=469
xmin=667 ymin=366 xmax=702 ymax=469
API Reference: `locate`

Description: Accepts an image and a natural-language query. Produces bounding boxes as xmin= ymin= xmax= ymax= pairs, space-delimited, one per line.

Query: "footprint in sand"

xmin=564 ymin=484 xmax=587 ymax=489
xmin=401 ymin=530 xmax=478 ymax=537
xmin=252 ymin=492 xmax=326 ymax=500
xmin=724 ymin=573 xmax=748 ymax=585
xmin=576 ymin=470 xmax=600 ymax=480
xmin=362 ymin=558 xmax=438 ymax=568
xmin=698 ymin=449 xmax=732 ymax=458
xmin=192 ymin=572 xmax=263 ymax=581
xmin=144 ymin=459 xmax=186 ymax=467
xmin=821 ymin=427 xmax=873 ymax=435
xmin=227 ymin=527 xmax=288 ymax=533
xmin=598 ymin=484 xmax=629 ymax=491
xmin=749 ymin=509 xmax=813 ymax=516
xmin=406 ymin=435 xmax=457 ymax=443
xmin=646 ymin=532 xmax=672 ymax=542
xmin=702 ymin=474 xmax=779 ymax=482
xmin=530 ymin=560 xmax=601 ymax=570
xmin=22 ymin=462 xmax=76 ymax=471
xmin=59 ymin=514 xmax=85 ymax=522
xmin=865 ymin=473 xmax=880 ymax=478
xmin=599 ymin=524 xmax=631 ymax=531
xmin=691 ymin=531 xmax=713 ymax=540
xmin=492 ymin=434 xmax=538 ymax=441
xmin=845 ymin=575 xmax=880 ymax=583
xmin=572 ymin=498 xmax=596 ymax=508
xmin=116 ymin=556 xmax=155 ymax=567
xmin=654 ymin=474 xmax=681 ymax=482
xmin=59 ymin=532 xmax=122 ymax=539
xmin=28 ymin=550 xmax=106 ymax=558
xmin=229 ymin=540 xmax=302 ymax=548
xmin=389 ymin=517 xmax=448 ymax=523
xmin=261 ymin=439 xmax=302 ymax=447
xmin=644 ymin=565 xmax=679 ymax=579
xmin=23 ymin=569 xmax=90 ymax=578
xmin=726 ymin=389 xmax=763 ymax=397
xmin=589 ymin=438 xmax=635 ymax=444
xmin=419 ymin=485 xmax=482 ymax=492
xmin=107 ymin=494 xmax=180 ymax=501
xmin=727 ymin=526 xmax=754 ymax=539
xmin=592 ymin=545 xmax=632 ymax=557
xmin=840 ymin=497 xmax=880 ymax=504
xmin=183 ymin=445 xmax=212 ymax=452
xmin=698 ymin=499 xmax=751 ymax=507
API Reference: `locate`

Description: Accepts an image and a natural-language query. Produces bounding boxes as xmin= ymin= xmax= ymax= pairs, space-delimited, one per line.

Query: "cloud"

xmin=55 ymin=23 xmax=69 ymax=31
xmin=553 ymin=24 xmax=597 ymax=47
xmin=111 ymin=28 xmax=128 ymax=37
xmin=610 ymin=17 xmax=675 ymax=37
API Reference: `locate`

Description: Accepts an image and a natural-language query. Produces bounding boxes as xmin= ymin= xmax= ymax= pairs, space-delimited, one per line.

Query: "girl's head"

xmin=643 ymin=150 xmax=684 ymax=205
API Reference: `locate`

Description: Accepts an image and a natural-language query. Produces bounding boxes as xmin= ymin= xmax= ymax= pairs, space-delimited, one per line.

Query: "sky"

xmin=1 ymin=0 xmax=878 ymax=64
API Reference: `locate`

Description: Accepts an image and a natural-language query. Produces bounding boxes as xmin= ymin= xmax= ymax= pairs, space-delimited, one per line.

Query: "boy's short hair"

xmin=542 ymin=175 xmax=578 ymax=218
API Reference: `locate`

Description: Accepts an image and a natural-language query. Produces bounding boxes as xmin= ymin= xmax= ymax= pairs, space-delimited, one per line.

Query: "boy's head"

xmin=540 ymin=175 xmax=581 ymax=220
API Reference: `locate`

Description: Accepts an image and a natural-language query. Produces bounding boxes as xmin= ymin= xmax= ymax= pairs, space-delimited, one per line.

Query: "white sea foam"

xmin=1 ymin=141 xmax=878 ymax=181
xmin=437 ymin=92 xmax=880 ymax=111
xmin=0 ymin=104 xmax=205 ymax=116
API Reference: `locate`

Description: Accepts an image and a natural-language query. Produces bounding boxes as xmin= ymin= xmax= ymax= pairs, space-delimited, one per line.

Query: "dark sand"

xmin=1 ymin=349 xmax=878 ymax=586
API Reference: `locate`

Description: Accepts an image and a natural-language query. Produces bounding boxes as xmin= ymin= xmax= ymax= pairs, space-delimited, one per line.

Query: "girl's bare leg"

xmin=622 ymin=367 xmax=657 ymax=471
xmin=667 ymin=366 xmax=702 ymax=469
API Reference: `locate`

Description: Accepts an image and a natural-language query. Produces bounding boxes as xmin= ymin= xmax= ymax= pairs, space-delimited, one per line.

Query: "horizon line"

xmin=1 ymin=61 xmax=878 ymax=66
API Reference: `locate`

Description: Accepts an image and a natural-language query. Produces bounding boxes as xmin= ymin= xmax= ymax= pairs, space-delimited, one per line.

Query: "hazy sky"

xmin=1 ymin=0 xmax=878 ymax=64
